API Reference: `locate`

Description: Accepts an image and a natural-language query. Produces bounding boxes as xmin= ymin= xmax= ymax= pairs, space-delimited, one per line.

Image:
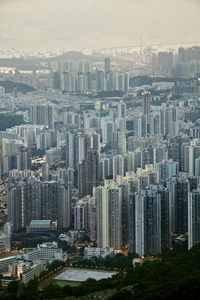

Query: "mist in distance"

xmin=0 ymin=0 xmax=200 ymax=54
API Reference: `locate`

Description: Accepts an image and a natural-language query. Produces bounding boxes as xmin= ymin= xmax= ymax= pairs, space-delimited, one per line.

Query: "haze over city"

xmin=0 ymin=0 xmax=200 ymax=54
xmin=1 ymin=1 xmax=200 ymax=299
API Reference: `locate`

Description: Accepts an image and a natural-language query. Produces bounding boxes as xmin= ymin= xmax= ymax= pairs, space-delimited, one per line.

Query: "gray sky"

xmin=0 ymin=0 xmax=200 ymax=53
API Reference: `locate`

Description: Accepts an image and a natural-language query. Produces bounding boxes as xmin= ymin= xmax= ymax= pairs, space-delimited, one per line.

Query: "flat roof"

xmin=30 ymin=220 xmax=51 ymax=225
xmin=0 ymin=256 xmax=16 ymax=262
xmin=54 ymin=269 xmax=116 ymax=282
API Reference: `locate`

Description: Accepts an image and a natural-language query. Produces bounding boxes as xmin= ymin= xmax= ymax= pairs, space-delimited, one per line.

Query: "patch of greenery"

xmin=0 ymin=80 xmax=35 ymax=94
xmin=11 ymin=232 xmax=57 ymax=249
xmin=1 ymin=242 xmax=200 ymax=299
xmin=0 ymin=114 xmax=25 ymax=131
xmin=56 ymin=282 xmax=79 ymax=287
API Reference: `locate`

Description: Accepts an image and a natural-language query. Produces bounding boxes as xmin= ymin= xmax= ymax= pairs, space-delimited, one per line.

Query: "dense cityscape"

xmin=0 ymin=0 xmax=200 ymax=299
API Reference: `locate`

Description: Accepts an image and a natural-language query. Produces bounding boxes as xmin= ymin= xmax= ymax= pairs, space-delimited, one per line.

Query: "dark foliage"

xmin=0 ymin=80 xmax=35 ymax=94
xmin=0 ymin=114 xmax=25 ymax=131
xmin=1 ymin=242 xmax=200 ymax=299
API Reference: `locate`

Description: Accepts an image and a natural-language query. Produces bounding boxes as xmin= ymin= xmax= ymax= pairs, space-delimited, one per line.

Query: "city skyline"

xmin=1 ymin=1 xmax=200 ymax=298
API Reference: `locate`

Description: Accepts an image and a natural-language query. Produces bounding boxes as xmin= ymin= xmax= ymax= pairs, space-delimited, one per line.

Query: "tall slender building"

xmin=113 ymin=154 xmax=127 ymax=180
xmin=156 ymin=159 xmax=179 ymax=181
xmin=91 ymin=133 xmax=100 ymax=156
xmin=105 ymin=57 xmax=111 ymax=73
xmin=7 ymin=184 xmax=23 ymax=232
xmin=195 ymin=157 xmax=200 ymax=176
xmin=188 ymin=189 xmax=200 ymax=250
xmin=159 ymin=187 xmax=172 ymax=249
xmin=66 ymin=132 xmax=78 ymax=169
xmin=142 ymin=91 xmax=151 ymax=121
xmin=78 ymin=160 xmax=87 ymax=199
xmin=166 ymin=176 xmax=190 ymax=234
xmin=96 ymin=180 xmax=122 ymax=250
xmin=112 ymin=132 xmax=126 ymax=156
xmin=101 ymin=119 xmax=114 ymax=144
xmin=87 ymin=149 xmax=99 ymax=196
xmin=42 ymin=163 xmax=49 ymax=182
xmin=30 ymin=105 xmax=54 ymax=129
xmin=117 ymin=100 xmax=126 ymax=118
xmin=124 ymin=74 xmax=129 ymax=92
xmin=119 ymin=180 xmax=131 ymax=245
xmin=129 ymin=188 xmax=161 ymax=256
xmin=74 ymin=203 xmax=87 ymax=230
xmin=52 ymin=72 xmax=60 ymax=89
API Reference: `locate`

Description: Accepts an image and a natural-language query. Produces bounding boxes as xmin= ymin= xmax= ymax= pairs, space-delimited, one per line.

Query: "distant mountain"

xmin=0 ymin=80 xmax=35 ymax=94
xmin=0 ymin=57 xmax=46 ymax=70
xmin=49 ymin=50 xmax=98 ymax=62
xmin=129 ymin=76 xmax=154 ymax=87
xmin=0 ymin=51 xmax=103 ymax=70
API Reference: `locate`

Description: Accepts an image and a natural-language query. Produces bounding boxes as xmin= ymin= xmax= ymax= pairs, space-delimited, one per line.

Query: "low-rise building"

xmin=27 ymin=220 xmax=56 ymax=232
xmin=17 ymin=262 xmax=30 ymax=277
xmin=38 ymin=241 xmax=63 ymax=260
xmin=84 ymin=247 xmax=114 ymax=259
xmin=0 ymin=256 xmax=16 ymax=273
xmin=21 ymin=261 xmax=44 ymax=285
xmin=23 ymin=249 xmax=39 ymax=261
xmin=132 ymin=258 xmax=143 ymax=267
xmin=0 ymin=232 xmax=11 ymax=253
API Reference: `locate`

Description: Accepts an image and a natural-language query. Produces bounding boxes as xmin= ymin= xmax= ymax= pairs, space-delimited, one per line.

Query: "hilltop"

xmin=0 ymin=80 xmax=35 ymax=94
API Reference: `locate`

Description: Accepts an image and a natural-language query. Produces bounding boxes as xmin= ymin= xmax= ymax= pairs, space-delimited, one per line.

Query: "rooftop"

xmin=0 ymin=256 xmax=16 ymax=262
xmin=30 ymin=220 xmax=51 ymax=225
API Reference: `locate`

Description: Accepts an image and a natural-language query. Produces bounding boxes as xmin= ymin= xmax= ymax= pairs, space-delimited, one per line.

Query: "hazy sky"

xmin=0 ymin=0 xmax=200 ymax=54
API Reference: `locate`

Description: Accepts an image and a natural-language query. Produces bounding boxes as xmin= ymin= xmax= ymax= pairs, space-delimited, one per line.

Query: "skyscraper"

xmin=112 ymin=132 xmax=126 ymax=156
xmin=74 ymin=203 xmax=87 ymax=230
xmin=124 ymin=74 xmax=130 ymax=92
xmin=152 ymin=185 xmax=172 ymax=249
xmin=91 ymin=133 xmax=100 ymax=156
xmin=142 ymin=91 xmax=151 ymax=121
xmin=129 ymin=188 xmax=161 ymax=256
xmin=195 ymin=157 xmax=200 ymax=176
xmin=101 ymin=119 xmax=114 ymax=144
xmin=96 ymin=180 xmax=122 ymax=250
xmin=87 ymin=149 xmax=99 ymax=196
xmin=42 ymin=163 xmax=49 ymax=182
xmin=66 ymin=131 xmax=78 ymax=169
xmin=183 ymin=144 xmax=200 ymax=175
xmin=78 ymin=160 xmax=87 ymax=199
xmin=188 ymin=189 xmax=200 ymax=249
xmin=167 ymin=176 xmax=190 ymax=234
xmin=30 ymin=105 xmax=54 ymax=130
xmin=117 ymin=100 xmax=126 ymax=118
xmin=156 ymin=159 xmax=179 ymax=181
xmin=105 ymin=57 xmax=111 ymax=73
xmin=52 ymin=72 xmax=60 ymax=89
xmin=113 ymin=154 xmax=127 ymax=180
xmin=8 ymin=175 xmax=70 ymax=232
xmin=97 ymin=71 xmax=105 ymax=91
xmin=7 ymin=184 xmax=23 ymax=232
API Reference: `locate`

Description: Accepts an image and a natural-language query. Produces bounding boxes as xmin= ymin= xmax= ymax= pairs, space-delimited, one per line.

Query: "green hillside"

xmin=1 ymin=242 xmax=200 ymax=299
xmin=0 ymin=80 xmax=35 ymax=94
xmin=0 ymin=114 xmax=25 ymax=131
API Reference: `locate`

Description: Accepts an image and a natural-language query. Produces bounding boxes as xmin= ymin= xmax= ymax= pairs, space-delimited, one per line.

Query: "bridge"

xmin=92 ymin=41 xmax=200 ymax=56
